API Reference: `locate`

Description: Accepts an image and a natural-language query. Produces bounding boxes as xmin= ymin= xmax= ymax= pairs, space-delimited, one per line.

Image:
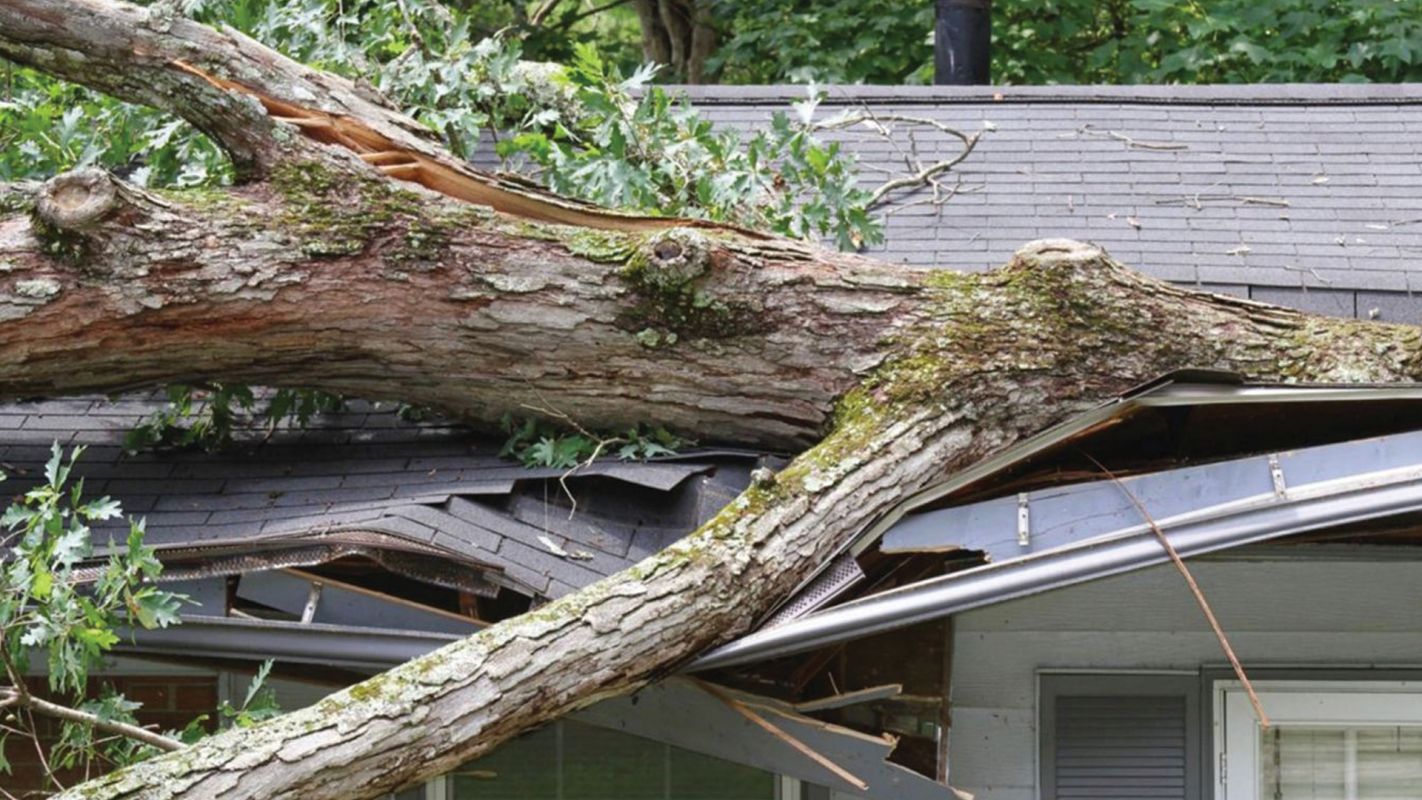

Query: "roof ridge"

xmin=662 ymin=83 xmax=1422 ymax=107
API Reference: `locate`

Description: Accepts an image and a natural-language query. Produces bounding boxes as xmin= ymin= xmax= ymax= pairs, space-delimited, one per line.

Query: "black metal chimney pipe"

xmin=934 ymin=0 xmax=991 ymax=85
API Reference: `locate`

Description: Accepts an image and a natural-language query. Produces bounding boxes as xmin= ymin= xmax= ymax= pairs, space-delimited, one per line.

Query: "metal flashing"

xmin=117 ymin=615 xmax=458 ymax=670
xmin=855 ymin=377 xmax=1422 ymax=555
xmin=693 ymin=425 xmax=1422 ymax=671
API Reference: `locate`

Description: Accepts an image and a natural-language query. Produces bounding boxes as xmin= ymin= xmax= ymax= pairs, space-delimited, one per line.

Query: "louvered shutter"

xmin=1040 ymin=674 xmax=1200 ymax=800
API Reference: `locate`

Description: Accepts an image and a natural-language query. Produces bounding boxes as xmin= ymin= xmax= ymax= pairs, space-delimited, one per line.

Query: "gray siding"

xmin=947 ymin=557 xmax=1422 ymax=799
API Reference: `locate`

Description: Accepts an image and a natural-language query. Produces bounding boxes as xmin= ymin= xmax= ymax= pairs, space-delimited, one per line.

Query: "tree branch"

xmin=809 ymin=111 xmax=986 ymax=211
xmin=0 ymin=165 xmax=916 ymax=447
xmin=0 ymin=688 xmax=184 ymax=753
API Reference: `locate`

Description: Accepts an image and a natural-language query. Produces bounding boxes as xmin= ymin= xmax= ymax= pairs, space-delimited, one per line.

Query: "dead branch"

xmin=809 ymin=110 xmax=986 ymax=212
xmin=1155 ymin=194 xmax=1290 ymax=208
xmin=1081 ymin=453 xmax=1270 ymax=729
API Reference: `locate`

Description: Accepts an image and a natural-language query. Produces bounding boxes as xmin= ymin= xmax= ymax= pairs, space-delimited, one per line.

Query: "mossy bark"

xmin=5 ymin=3 xmax=1422 ymax=798
xmin=44 ymin=239 xmax=1422 ymax=800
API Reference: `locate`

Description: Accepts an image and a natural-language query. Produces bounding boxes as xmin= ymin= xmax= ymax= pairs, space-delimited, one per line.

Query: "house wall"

xmin=946 ymin=555 xmax=1422 ymax=800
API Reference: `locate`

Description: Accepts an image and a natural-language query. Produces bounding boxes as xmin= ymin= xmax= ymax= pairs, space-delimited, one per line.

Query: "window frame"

xmin=1214 ymin=679 xmax=1422 ymax=800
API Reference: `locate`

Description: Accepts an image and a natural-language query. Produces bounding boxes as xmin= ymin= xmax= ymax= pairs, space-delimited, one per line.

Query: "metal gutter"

xmin=690 ymin=451 xmax=1422 ymax=671
xmin=116 ymin=615 xmax=454 ymax=670
xmin=851 ymin=379 xmax=1422 ymax=557
xmin=881 ymin=426 xmax=1422 ymax=562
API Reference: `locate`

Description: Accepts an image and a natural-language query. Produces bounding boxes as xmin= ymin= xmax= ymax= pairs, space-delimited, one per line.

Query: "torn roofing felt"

xmin=0 ymin=395 xmax=766 ymax=601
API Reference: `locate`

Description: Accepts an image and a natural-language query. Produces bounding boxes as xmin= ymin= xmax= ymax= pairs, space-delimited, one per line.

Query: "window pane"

xmin=452 ymin=724 xmax=559 ymax=799
xmin=1260 ymin=726 xmax=1422 ymax=800
xmin=448 ymin=719 xmax=777 ymax=800
xmin=668 ymin=746 xmax=775 ymax=800
xmin=560 ymin=720 xmax=664 ymax=800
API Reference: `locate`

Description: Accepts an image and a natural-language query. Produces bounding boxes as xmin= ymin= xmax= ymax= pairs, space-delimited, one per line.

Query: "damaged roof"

xmin=693 ymin=374 xmax=1422 ymax=671
xmin=679 ymin=83 xmax=1422 ymax=323
xmin=0 ymin=396 xmax=763 ymax=601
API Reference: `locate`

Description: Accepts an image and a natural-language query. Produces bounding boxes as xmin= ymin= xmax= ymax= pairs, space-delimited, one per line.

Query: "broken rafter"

xmin=793 ymin=683 xmax=903 ymax=713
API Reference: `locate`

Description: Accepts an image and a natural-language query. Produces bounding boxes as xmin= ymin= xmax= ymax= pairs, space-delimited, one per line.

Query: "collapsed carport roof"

xmin=691 ymin=373 xmax=1422 ymax=671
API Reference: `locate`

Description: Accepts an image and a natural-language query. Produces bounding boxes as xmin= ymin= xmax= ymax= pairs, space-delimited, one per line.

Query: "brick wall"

xmin=4 ymin=674 xmax=218 ymax=796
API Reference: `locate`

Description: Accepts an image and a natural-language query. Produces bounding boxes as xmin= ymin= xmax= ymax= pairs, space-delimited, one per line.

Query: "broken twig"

xmin=1080 ymin=452 xmax=1270 ymax=729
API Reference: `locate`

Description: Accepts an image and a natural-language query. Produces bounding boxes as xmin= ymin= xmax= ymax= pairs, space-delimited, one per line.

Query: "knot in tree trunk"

xmin=640 ymin=227 xmax=712 ymax=287
xmin=1010 ymin=238 xmax=1108 ymax=272
xmin=35 ymin=168 xmax=125 ymax=232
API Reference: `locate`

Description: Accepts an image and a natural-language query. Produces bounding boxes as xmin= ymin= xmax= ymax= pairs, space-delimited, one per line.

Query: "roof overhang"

xmin=117 ymin=615 xmax=458 ymax=671
xmin=692 ymin=378 xmax=1422 ymax=671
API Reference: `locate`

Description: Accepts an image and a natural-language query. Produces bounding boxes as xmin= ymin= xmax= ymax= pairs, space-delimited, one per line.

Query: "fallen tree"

xmin=2 ymin=1 xmax=1421 ymax=797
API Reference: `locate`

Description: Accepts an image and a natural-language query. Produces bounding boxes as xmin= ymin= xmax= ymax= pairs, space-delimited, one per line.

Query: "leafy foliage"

xmin=171 ymin=658 xmax=283 ymax=745
xmin=710 ymin=0 xmax=1422 ymax=85
xmin=0 ymin=63 xmax=228 ymax=186
xmin=995 ymin=0 xmax=1422 ymax=85
xmin=488 ymin=42 xmax=881 ymax=248
xmin=123 ymin=385 xmax=345 ymax=453
xmin=709 ymin=0 xmax=935 ymax=84
xmin=498 ymin=414 xmax=687 ymax=469
xmin=0 ymin=445 xmax=188 ymax=781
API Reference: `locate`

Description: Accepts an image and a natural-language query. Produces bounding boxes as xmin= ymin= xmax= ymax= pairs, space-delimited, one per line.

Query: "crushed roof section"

xmin=0 ymin=397 xmax=761 ymax=599
xmin=647 ymin=84 xmax=1422 ymax=324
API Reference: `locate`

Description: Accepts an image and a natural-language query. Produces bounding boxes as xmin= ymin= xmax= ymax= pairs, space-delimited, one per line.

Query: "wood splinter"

xmin=696 ymin=680 xmax=870 ymax=792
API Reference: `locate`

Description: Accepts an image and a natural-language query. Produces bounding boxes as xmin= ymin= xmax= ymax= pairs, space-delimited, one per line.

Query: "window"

xmin=1039 ymin=673 xmax=1201 ymax=800
xmin=446 ymin=719 xmax=776 ymax=800
xmin=1216 ymin=681 xmax=1422 ymax=800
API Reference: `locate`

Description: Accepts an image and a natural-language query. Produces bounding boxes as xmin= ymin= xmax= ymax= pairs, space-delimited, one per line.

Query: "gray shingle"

xmin=1358 ymin=291 xmax=1422 ymax=324
xmin=692 ymin=87 xmax=1422 ymax=294
xmin=1250 ymin=287 xmax=1356 ymax=318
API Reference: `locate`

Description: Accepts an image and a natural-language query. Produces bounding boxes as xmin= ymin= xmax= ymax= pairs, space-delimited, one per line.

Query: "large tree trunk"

xmin=2 ymin=1 xmax=1420 ymax=798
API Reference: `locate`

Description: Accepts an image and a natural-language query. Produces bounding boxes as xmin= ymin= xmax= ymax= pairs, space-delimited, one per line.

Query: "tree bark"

xmin=631 ymin=0 xmax=716 ymax=83
xmin=2 ymin=1 xmax=1421 ymax=798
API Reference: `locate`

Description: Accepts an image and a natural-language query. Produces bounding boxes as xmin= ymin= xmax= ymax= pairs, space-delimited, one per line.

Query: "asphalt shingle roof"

xmin=0 ymin=396 xmax=761 ymax=598
xmin=675 ymin=84 xmax=1422 ymax=324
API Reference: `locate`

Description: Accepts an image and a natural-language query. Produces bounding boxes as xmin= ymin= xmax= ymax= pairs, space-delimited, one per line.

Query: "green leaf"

xmin=43 ymin=441 xmax=63 ymax=486
xmin=32 ymin=567 xmax=53 ymax=600
xmin=129 ymin=588 xmax=184 ymax=629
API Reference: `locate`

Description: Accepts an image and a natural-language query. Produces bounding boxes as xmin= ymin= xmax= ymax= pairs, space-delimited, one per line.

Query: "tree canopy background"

xmin=450 ymin=0 xmax=1422 ymax=85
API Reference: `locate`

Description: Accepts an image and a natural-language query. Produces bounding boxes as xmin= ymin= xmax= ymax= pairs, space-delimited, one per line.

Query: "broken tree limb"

xmin=0 ymin=689 xmax=184 ymax=753
xmin=0 ymin=1 xmax=1417 ymax=798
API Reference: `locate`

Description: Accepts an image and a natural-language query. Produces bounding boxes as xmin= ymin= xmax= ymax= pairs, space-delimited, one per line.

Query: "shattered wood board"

xmin=575 ymin=677 xmax=960 ymax=800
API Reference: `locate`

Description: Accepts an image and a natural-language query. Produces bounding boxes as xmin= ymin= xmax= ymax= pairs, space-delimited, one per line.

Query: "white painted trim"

xmin=1214 ymin=680 xmax=1422 ymax=800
